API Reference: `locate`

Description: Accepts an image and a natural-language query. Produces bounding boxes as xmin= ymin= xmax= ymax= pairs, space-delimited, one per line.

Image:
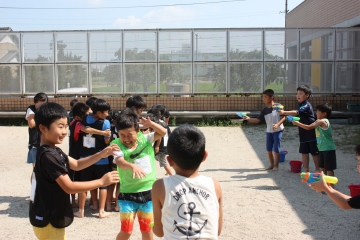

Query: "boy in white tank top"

xmin=152 ymin=125 xmax=223 ymax=239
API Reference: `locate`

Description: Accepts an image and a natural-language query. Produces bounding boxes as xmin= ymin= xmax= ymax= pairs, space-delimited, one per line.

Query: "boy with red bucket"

xmin=307 ymin=144 xmax=360 ymax=210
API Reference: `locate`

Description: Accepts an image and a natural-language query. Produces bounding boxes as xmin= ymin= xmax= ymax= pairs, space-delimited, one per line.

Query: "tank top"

xmin=315 ymin=118 xmax=336 ymax=151
xmin=162 ymin=175 xmax=219 ymax=240
xmin=112 ymin=131 xmax=156 ymax=193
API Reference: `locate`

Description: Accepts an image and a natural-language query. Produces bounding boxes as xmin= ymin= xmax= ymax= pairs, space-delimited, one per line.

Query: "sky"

xmin=0 ymin=0 xmax=305 ymax=31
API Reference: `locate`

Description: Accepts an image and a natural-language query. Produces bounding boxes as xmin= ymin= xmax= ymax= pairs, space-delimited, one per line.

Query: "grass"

xmin=0 ymin=118 xmax=28 ymax=126
xmin=195 ymin=117 xmax=241 ymax=127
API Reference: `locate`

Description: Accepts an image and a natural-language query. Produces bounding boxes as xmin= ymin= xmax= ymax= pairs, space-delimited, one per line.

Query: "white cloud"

xmin=113 ymin=6 xmax=203 ymax=29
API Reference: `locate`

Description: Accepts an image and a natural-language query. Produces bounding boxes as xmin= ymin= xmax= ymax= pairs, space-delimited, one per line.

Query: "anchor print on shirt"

xmin=173 ymin=202 xmax=208 ymax=239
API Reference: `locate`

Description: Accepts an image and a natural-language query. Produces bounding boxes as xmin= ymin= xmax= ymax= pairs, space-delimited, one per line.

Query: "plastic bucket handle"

xmin=280 ymin=150 xmax=288 ymax=155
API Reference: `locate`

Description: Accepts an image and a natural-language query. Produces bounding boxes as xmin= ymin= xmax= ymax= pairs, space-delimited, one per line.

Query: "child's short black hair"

xmin=316 ymin=103 xmax=332 ymax=118
xmin=151 ymin=104 xmax=165 ymax=116
xmin=126 ymin=96 xmax=147 ymax=110
xmin=70 ymin=98 xmax=78 ymax=108
xmin=108 ymin=109 xmax=120 ymax=123
xmin=145 ymin=112 xmax=159 ymax=123
xmin=262 ymin=89 xmax=274 ymax=98
xmin=297 ymin=85 xmax=312 ymax=99
xmin=355 ymin=144 xmax=360 ymax=156
xmin=147 ymin=108 xmax=161 ymax=121
xmin=91 ymin=99 xmax=110 ymax=114
xmin=116 ymin=108 xmax=139 ymax=132
xmin=167 ymin=125 xmax=205 ymax=170
xmin=35 ymin=102 xmax=68 ymax=133
xmin=86 ymin=97 xmax=98 ymax=109
xmin=72 ymin=102 xmax=90 ymax=119
xmin=34 ymin=92 xmax=48 ymax=103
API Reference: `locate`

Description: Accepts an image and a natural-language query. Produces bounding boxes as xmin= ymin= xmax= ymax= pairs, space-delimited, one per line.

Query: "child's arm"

xmin=139 ymin=117 xmax=166 ymax=142
xmin=277 ymin=110 xmax=298 ymax=116
xmin=154 ymin=139 xmax=161 ymax=154
xmin=213 ymin=178 xmax=223 ymax=236
xmin=56 ymin=171 xmax=119 ymax=194
xmin=68 ymin=145 xmax=119 ymax=171
xmin=243 ymin=116 xmax=261 ymax=124
xmin=80 ymin=124 xmax=111 ymax=137
xmin=308 ymin=172 xmax=352 ymax=210
xmin=27 ymin=113 xmax=36 ymax=128
xmin=152 ymin=179 xmax=165 ymax=237
xmin=115 ymin=154 xmax=147 ymax=179
xmin=273 ymin=116 xmax=286 ymax=131
xmin=292 ymin=119 xmax=326 ymax=130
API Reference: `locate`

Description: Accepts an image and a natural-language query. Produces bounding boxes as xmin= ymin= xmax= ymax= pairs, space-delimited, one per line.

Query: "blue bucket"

xmin=279 ymin=150 xmax=288 ymax=163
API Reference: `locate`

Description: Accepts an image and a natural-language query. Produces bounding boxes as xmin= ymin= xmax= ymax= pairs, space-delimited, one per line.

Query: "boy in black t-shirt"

xmin=29 ymin=102 xmax=119 ymax=239
xmin=307 ymin=144 xmax=360 ymax=210
xmin=279 ymin=85 xmax=320 ymax=172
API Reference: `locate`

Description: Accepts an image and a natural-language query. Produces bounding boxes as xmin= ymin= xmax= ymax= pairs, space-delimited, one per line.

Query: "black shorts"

xmin=319 ymin=150 xmax=337 ymax=171
xmin=81 ymin=164 xmax=111 ymax=189
xmin=299 ymin=141 xmax=319 ymax=155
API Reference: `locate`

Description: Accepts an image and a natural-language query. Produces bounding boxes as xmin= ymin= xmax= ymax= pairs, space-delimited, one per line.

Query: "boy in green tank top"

xmin=292 ymin=103 xmax=336 ymax=177
xmin=111 ymin=108 xmax=166 ymax=240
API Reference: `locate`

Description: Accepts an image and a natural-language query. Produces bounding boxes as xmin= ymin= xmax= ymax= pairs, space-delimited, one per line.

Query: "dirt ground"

xmin=1 ymin=124 xmax=360 ymax=239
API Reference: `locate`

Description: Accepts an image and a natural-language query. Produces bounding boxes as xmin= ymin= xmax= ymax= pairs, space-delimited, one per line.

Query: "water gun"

xmin=236 ymin=112 xmax=247 ymax=118
xmin=272 ymin=104 xmax=284 ymax=111
xmin=286 ymin=116 xmax=300 ymax=122
xmin=300 ymin=172 xmax=338 ymax=184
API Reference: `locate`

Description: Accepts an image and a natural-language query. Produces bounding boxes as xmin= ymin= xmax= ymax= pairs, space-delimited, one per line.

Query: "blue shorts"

xmin=266 ymin=131 xmax=283 ymax=153
xmin=118 ymin=200 xmax=153 ymax=233
xmin=27 ymin=147 xmax=37 ymax=164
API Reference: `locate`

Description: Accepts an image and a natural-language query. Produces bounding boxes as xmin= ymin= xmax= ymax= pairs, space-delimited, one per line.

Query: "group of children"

xmin=27 ymin=94 xmax=223 ymax=240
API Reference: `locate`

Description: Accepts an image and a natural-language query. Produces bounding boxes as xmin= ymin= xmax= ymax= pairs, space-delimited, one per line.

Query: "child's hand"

xmin=138 ymin=117 xmax=152 ymax=129
xmin=292 ymin=121 xmax=299 ymax=126
xmin=131 ymin=164 xmax=147 ymax=179
xmin=272 ymin=124 xmax=278 ymax=131
xmin=103 ymin=129 xmax=111 ymax=137
xmin=100 ymin=171 xmax=119 ymax=186
xmin=155 ymin=146 xmax=159 ymax=154
xmin=243 ymin=116 xmax=250 ymax=120
xmin=308 ymin=171 xmax=328 ymax=193
xmin=101 ymin=145 xmax=120 ymax=158
xmin=277 ymin=110 xmax=284 ymax=115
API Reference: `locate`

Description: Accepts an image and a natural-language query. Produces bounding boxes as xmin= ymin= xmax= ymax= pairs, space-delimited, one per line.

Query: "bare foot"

xmin=272 ymin=166 xmax=278 ymax=171
xmin=90 ymin=204 xmax=98 ymax=210
xmin=265 ymin=165 xmax=274 ymax=170
xmin=99 ymin=211 xmax=111 ymax=218
xmin=114 ymin=206 xmax=119 ymax=212
xmin=74 ymin=210 xmax=84 ymax=218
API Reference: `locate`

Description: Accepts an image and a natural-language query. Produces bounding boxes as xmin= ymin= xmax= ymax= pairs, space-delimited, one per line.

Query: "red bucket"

xmin=289 ymin=160 xmax=302 ymax=173
xmin=348 ymin=184 xmax=360 ymax=197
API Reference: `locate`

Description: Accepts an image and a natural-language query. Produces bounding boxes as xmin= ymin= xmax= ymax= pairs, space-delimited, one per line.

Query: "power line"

xmin=0 ymin=0 xmax=245 ymax=10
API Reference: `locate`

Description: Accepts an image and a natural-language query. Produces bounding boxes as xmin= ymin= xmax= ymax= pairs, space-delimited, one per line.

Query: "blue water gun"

xmin=286 ymin=116 xmax=300 ymax=122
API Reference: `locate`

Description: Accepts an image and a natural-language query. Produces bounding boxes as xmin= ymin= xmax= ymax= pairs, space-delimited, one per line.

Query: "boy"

xmin=29 ymin=102 xmax=119 ymax=239
xmin=147 ymin=108 xmax=173 ymax=175
xmin=85 ymin=96 xmax=98 ymax=113
xmin=307 ymin=144 xmax=360 ymax=210
xmin=74 ymin=99 xmax=112 ymax=218
xmin=150 ymin=104 xmax=171 ymax=125
xmin=68 ymin=102 xmax=111 ymax=207
xmin=68 ymin=98 xmax=78 ymax=123
xmin=126 ymin=95 xmax=147 ymax=116
xmin=278 ymin=85 xmax=320 ymax=172
xmin=292 ymin=103 xmax=336 ymax=177
xmin=244 ymin=89 xmax=286 ymax=171
xmin=152 ymin=125 xmax=223 ymax=239
xmin=111 ymin=108 xmax=166 ymax=240
xmin=25 ymin=92 xmax=48 ymax=167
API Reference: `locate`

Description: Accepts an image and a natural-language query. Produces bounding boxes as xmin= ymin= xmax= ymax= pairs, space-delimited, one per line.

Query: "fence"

xmin=0 ymin=28 xmax=359 ymax=96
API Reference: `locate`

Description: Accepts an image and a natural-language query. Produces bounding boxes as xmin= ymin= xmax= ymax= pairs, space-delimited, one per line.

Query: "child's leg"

xmin=90 ymin=189 xmax=99 ymax=210
xmin=116 ymin=200 xmax=137 ymax=240
xmin=106 ymin=183 xmax=115 ymax=211
xmin=99 ymin=188 xmax=110 ymax=218
xmin=272 ymin=131 xmax=283 ymax=171
xmin=114 ymin=183 xmax=120 ymax=212
xmin=138 ymin=201 xmax=154 ymax=240
xmin=312 ymin=154 xmax=320 ymax=172
xmin=309 ymin=140 xmax=320 ymax=172
xmin=301 ymin=153 xmax=310 ymax=172
xmin=265 ymin=133 xmax=274 ymax=170
xmin=74 ymin=192 xmax=86 ymax=218
xmin=266 ymin=151 xmax=274 ymax=170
